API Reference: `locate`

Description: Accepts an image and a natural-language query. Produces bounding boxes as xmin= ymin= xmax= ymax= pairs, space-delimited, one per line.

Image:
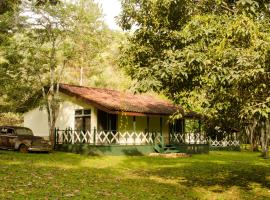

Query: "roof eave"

xmin=60 ymin=88 xmax=177 ymax=116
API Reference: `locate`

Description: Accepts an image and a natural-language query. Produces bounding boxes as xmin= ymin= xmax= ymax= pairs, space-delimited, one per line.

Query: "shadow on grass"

xmin=120 ymin=153 xmax=270 ymax=192
xmin=0 ymin=153 xmax=199 ymax=199
xmin=0 ymin=149 xmax=87 ymax=167
xmin=1 ymin=150 xmax=270 ymax=199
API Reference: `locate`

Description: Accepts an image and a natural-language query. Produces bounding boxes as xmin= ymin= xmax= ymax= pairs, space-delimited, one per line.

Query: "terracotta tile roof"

xmin=59 ymin=84 xmax=184 ymax=116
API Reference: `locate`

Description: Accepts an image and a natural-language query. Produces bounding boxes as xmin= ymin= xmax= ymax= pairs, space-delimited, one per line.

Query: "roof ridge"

xmin=59 ymin=83 xmax=129 ymax=94
xmin=59 ymin=83 xmax=161 ymax=99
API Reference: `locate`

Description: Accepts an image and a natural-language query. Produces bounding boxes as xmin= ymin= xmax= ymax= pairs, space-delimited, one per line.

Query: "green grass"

xmin=0 ymin=151 xmax=270 ymax=200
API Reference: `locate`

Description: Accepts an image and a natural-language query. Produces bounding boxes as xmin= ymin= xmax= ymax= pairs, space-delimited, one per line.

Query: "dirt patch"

xmin=149 ymin=153 xmax=191 ymax=158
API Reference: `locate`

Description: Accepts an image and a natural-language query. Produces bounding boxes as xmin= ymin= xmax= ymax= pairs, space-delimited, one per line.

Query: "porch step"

xmin=164 ymin=147 xmax=181 ymax=154
xmin=154 ymin=145 xmax=181 ymax=154
xmin=164 ymin=146 xmax=177 ymax=150
xmin=164 ymin=148 xmax=180 ymax=153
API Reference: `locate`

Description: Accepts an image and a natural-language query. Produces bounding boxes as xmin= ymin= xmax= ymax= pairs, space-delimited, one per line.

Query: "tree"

xmin=119 ymin=0 xmax=270 ymax=158
xmin=0 ymin=0 xmax=108 ymax=146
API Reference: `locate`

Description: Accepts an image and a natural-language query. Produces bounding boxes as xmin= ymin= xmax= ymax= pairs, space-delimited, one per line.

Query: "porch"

xmin=54 ymin=129 xmax=209 ymax=155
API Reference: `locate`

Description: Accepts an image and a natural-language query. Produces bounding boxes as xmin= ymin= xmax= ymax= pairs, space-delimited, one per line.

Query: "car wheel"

xmin=19 ymin=144 xmax=29 ymax=153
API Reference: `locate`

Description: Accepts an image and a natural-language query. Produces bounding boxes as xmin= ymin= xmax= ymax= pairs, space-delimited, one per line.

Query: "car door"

xmin=0 ymin=128 xmax=16 ymax=149
xmin=0 ymin=127 xmax=8 ymax=149
xmin=5 ymin=128 xmax=17 ymax=149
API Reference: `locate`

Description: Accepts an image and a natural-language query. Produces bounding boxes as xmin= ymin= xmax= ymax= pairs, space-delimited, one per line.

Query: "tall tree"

xmin=119 ymin=0 xmax=270 ymax=157
xmin=1 ymin=0 xmax=108 ymax=145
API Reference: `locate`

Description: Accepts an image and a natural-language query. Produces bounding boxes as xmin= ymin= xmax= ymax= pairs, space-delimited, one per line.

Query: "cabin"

xmin=24 ymin=84 xmax=208 ymax=155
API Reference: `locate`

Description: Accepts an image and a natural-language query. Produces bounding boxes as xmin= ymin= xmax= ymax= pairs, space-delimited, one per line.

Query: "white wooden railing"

xmin=169 ymin=132 xmax=240 ymax=146
xmin=209 ymin=136 xmax=240 ymax=147
xmin=169 ymin=132 xmax=208 ymax=144
xmin=55 ymin=129 xmax=161 ymax=145
xmin=55 ymin=129 xmax=240 ymax=147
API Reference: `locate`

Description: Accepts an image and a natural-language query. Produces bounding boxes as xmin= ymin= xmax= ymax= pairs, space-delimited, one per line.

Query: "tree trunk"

xmin=246 ymin=120 xmax=257 ymax=151
xmin=46 ymin=94 xmax=60 ymax=148
xmin=49 ymin=114 xmax=56 ymax=147
xmin=260 ymin=120 xmax=269 ymax=159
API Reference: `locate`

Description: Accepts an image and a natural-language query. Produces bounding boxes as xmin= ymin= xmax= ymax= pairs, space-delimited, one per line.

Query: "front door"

xmin=169 ymin=119 xmax=185 ymax=144
xmin=97 ymin=110 xmax=117 ymax=131
xmin=97 ymin=110 xmax=118 ymax=144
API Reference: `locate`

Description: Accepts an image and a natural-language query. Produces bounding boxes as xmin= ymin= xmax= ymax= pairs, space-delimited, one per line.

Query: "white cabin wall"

xmin=23 ymin=93 xmax=98 ymax=137
xmin=56 ymin=93 xmax=98 ymax=131
xmin=55 ymin=101 xmax=83 ymax=130
xmin=24 ymin=108 xmax=49 ymax=137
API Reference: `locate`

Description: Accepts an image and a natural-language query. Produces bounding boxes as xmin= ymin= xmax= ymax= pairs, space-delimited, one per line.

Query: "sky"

xmin=95 ymin=0 xmax=122 ymax=30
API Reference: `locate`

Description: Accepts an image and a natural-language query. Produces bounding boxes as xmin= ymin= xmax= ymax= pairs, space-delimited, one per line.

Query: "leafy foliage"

xmin=0 ymin=112 xmax=22 ymax=126
xmin=119 ymin=0 xmax=270 ymax=157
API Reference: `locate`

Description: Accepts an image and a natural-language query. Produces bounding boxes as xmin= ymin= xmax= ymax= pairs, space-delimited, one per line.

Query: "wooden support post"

xmin=71 ymin=129 xmax=74 ymax=144
xmin=147 ymin=116 xmax=150 ymax=132
xmin=133 ymin=116 xmax=136 ymax=132
xmin=182 ymin=119 xmax=185 ymax=143
xmin=199 ymin=119 xmax=202 ymax=133
xmin=182 ymin=119 xmax=185 ymax=133
xmin=106 ymin=113 xmax=109 ymax=131
xmin=160 ymin=117 xmax=164 ymax=147
xmin=93 ymin=127 xmax=96 ymax=145
xmin=109 ymin=117 xmax=111 ymax=132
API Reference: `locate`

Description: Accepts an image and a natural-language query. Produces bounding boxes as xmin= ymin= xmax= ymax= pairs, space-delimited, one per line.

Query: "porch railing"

xmin=55 ymin=129 xmax=161 ymax=145
xmin=169 ymin=132 xmax=208 ymax=144
xmin=55 ymin=129 xmax=240 ymax=147
xmin=209 ymin=135 xmax=240 ymax=147
xmin=169 ymin=132 xmax=240 ymax=147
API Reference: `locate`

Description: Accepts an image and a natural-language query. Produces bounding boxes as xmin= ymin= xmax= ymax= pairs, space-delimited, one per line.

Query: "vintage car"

xmin=0 ymin=126 xmax=52 ymax=153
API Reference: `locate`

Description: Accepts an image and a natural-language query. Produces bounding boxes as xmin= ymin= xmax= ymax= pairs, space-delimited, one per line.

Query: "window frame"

xmin=74 ymin=109 xmax=91 ymax=132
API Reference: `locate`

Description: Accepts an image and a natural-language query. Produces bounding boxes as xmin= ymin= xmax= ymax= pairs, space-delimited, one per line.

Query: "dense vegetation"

xmin=119 ymin=0 xmax=270 ymax=157
xmin=0 ymin=0 xmax=131 ymax=139
xmin=0 ymin=0 xmax=269 ymax=156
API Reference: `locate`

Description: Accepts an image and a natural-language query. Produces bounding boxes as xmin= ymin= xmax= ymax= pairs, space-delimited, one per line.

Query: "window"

xmin=0 ymin=128 xmax=8 ymax=134
xmin=0 ymin=128 xmax=14 ymax=135
xmin=16 ymin=128 xmax=33 ymax=136
xmin=75 ymin=109 xmax=91 ymax=131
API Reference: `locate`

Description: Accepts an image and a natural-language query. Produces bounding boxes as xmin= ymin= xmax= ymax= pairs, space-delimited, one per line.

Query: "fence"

xmin=55 ymin=129 xmax=240 ymax=148
xmin=169 ymin=132 xmax=208 ymax=144
xmin=169 ymin=131 xmax=240 ymax=147
xmin=209 ymin=134 xmax=240 ymax=148
xmin=55 ymin=129 xmax=161 ymax=145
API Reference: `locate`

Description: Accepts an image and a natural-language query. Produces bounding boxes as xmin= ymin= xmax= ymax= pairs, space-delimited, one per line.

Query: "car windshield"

xmin=16 ymin=128 xmax=33 ymax=136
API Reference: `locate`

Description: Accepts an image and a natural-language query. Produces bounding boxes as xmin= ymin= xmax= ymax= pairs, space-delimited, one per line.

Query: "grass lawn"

xmin=0 ymin=151 xmax=270 ymax=200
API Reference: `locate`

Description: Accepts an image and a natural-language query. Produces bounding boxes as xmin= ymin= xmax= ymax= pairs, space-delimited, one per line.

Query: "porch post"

xmin=109 ymin=116 xmax=112 ymax=132
xmin=147 ymin=116 xmax=150 ymax=132
xmin=93 ymin=127 xmax=96 ymax=145
xmin=182 ymin=119 xmax=185 ymax=133
xmin=182 ymin=119 xmax=185 ymax=143
xmin=133 ymin=116 xmax=136 ymax=132
xmin=160 ymin=117 xmax=164 ymax=147
xmin=199 ymin=119 xmax=202 ymax=132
